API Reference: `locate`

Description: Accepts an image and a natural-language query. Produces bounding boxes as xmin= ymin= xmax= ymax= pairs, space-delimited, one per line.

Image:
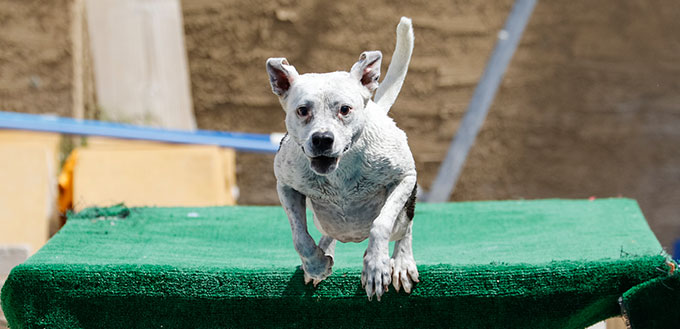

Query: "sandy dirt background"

xmin=1 ymin=0 xmax=679 ymax=251
xmin=0 ymin=0 xmax=74 ymax=116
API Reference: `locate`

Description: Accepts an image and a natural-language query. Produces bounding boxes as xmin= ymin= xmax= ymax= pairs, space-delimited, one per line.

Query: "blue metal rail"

xmin=0 ymin=111 xmax=279 ymax=153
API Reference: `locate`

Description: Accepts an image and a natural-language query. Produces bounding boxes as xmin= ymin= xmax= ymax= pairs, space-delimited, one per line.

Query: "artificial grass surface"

xmin=1 ymin=199 xmax=678 ymax=328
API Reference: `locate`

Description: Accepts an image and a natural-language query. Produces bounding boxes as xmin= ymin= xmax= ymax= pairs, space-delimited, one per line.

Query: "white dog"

xmin=267 ymin=17 xmax=417 ymax=301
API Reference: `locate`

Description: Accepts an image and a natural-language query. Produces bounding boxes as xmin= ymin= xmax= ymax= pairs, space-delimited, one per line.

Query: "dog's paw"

xmin=301 ymin=249 xmax=334 ymax=287
xmin=361 ymin=250 xmax=392 ymax=301
xmin=390 ymin=254 xmax=419 ymax=294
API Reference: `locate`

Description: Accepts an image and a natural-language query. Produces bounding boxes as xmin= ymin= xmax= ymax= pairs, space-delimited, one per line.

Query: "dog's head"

xmin=266 ymin=51 xmax=382 ymax=175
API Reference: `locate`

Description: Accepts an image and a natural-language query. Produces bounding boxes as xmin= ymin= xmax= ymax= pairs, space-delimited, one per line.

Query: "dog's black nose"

xmin=311 ymin=131 xmax=334 ymax=152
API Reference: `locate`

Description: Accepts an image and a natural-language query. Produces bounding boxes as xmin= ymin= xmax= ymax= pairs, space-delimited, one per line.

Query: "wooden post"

xmin=85 ymin=0 xmax=196 ymax=130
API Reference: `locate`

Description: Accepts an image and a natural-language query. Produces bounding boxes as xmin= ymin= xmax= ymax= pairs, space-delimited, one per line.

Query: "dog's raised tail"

xmin=374 ymin=17 xmax=414 ymax=112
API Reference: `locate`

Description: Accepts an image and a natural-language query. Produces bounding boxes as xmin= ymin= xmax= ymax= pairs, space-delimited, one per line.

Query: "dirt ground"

xmin=0 ymin=0 xmax=678 ymax=251
xmin=0 ymin=0 xmax=74 ymax=116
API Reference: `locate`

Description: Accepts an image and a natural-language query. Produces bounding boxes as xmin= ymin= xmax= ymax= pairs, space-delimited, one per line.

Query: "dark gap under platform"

xmin=2 ymin=199 xmax=679 ymax=328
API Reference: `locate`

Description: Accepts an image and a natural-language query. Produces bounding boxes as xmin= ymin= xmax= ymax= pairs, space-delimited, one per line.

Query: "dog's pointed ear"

xmin=350 ymin=51 xmax=382 ymax=92
xmin=266 ymin=58 xmax=299 ymax=97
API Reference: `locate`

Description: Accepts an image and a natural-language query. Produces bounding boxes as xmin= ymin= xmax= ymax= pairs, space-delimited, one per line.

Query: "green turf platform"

xmin=2 ymin=199 xmax=679 ymax=328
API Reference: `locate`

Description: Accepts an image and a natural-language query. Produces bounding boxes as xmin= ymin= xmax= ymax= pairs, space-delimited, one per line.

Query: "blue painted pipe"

xmin=0 ymin=111 xmax=279 ymax=153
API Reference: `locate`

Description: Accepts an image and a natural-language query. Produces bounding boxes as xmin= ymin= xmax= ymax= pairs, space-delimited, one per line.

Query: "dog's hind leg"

xmin=318 ymin=235 xmax=337 ymax=261
xmin=391 ymin=219 xmax=419 ymax=293
xmin=312 ymin=208 xmax=337 ymax=261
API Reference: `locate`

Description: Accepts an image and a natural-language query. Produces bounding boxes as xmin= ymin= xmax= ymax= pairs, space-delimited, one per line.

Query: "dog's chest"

xmin=295 ymin=169 xmax=394 ymax=242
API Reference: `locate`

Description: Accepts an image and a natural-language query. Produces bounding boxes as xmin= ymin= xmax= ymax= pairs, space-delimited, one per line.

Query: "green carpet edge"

xmin=2 ymin=255 xmax=667 ymax=299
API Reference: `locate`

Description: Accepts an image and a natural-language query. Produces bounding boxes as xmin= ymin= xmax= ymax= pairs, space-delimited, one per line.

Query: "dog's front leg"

xmin=362 ymin=175 xmax=417 ymax=301
xmin=278 ymin=183 xmax=333 ymax=286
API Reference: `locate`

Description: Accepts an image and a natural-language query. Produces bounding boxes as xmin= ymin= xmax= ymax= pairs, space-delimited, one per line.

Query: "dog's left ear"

xmin=350 ymin=51 xmax=382 ymax=92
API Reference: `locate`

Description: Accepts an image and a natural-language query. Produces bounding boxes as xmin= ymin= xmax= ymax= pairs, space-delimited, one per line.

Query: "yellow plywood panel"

xmin=0 ymin=130 xmax=61 ymax=165
xmin=221 ymin=148 xmax=237 ymax=205
xmin=606 ymin=317 xmax=627 ymax=329
xmin=0 ymin=130 xmax=60 ymax=143
xmin=78 ymin=137 xmax=237 ymax=204
xmin=73 ymin=146 xmax=229 ymax=211
xmin=0 ymin=130 xmax=60 ymax=145
xmin=84 ymin=136 xmax=177 ymax=149
xmin=0 ymin=144 xmax=55 ymax=254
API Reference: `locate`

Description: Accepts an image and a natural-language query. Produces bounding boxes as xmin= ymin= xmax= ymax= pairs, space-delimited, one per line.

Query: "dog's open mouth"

xmin=309 ymin=156 xmax=339 ymax=175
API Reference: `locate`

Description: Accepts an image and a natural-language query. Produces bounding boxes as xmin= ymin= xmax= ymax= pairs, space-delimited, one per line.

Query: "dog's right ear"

xmin=266 ymin=58 xmax=299 ymax=97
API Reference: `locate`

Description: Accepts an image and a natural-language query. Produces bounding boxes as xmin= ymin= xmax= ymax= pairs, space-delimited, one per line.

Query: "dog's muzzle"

xmin=306 ymin=131 xmax=338 ymax=175
xmin=304 ymin=131 xmax=355 ymax=175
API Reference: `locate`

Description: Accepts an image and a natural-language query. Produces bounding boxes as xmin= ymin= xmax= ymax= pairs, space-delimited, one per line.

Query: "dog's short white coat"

xmin=267 ymin=17 xmax=417 ymax=301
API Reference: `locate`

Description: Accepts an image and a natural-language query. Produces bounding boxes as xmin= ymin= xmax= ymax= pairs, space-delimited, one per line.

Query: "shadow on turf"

xmin=282 ymin=266 xmax=387 ymax=299
xmin=282 ymin=266 xmax=321 ymax=298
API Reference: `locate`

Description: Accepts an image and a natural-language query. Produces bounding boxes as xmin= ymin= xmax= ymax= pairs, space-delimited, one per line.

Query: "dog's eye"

xmin=339 ymin=105 xmax=352 ymax=116
xmin=296 ymin=106 xmax=309 ymax=117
